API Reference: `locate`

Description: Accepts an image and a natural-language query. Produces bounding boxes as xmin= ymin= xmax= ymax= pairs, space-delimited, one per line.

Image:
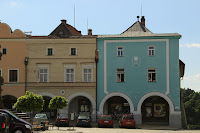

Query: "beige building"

xmin=0 ymin=23 xmax=26 ymax=109
xmin=26 ymin=20 xmax=97 ymax=121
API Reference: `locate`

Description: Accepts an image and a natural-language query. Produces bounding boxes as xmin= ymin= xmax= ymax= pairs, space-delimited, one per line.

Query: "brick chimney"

xmin=61 ymin=19 xmax=67 ymax=24
xmin=141 ymin=16 xmax=145 ymax=27
xmin=88 ymin=29 xmax=92 ymax=35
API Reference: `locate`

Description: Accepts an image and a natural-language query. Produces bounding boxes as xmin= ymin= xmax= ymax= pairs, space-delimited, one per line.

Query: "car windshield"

xmin=35 ymin=114 xmax=47 ymax=118
xmin=101 ymin=115 xmax=112 ymax=120
xmin=124 ymin=115 xmax=134 ymax=120
xmin=58 ymin=114 xmax=68 ymax=118
xmin=4 ymin=110 xmax=19 ymax=119
xmin=78 ymin=116 xmax=88 ymax=119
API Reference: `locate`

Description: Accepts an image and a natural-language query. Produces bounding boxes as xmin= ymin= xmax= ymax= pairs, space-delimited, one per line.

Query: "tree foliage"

xmin=181 ymin=88 xmax=200 ymax=127
xmin=48 ymin=96 xmax=68 ymax=111
xmin=14 ymin=91 xmax=44 ymax=112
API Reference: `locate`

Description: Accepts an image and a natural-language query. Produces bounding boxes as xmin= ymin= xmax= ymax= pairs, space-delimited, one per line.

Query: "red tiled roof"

xmin=66 ymin=24 xmax=82 ymax=36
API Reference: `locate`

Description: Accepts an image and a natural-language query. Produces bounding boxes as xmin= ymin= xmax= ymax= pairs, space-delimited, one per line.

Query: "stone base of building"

xmin=169 ymin=112 xmax=182 ymax=129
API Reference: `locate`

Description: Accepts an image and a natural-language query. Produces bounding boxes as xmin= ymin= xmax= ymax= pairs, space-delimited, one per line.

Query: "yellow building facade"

xmin=26 ymin=28 xmax=97 ymax=121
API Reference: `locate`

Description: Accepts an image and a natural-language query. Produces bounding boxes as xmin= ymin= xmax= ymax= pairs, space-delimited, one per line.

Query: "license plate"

xmin=60 ymin=120 xmax=65 ymax=121
xmin=104 ymin=121 xmax=109 ymax=123
xmin=82 ymin=120 xmax=87 ymax=122
xmin=126 ymin=122 xmax=131 ymax=124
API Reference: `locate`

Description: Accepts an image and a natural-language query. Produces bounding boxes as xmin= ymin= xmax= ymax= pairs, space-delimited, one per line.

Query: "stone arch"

xmin=99 ymin=92 xmax=134 ymax=114
xmin=67 ymin=92 xmax=96 ymax=110
xmin=137 ymin=92 xmax=175 ymax=114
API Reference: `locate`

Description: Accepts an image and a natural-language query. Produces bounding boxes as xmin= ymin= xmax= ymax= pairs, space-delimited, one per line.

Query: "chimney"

xmin=88 ymin=29 xmax=92 ymax=35
xmin=137 ymin=16 xmax=140 ymax=21
xmin=61 ymin=19 xmax=67 ymax=24
xmin=141 ymin=16 xmax=145 ymax=27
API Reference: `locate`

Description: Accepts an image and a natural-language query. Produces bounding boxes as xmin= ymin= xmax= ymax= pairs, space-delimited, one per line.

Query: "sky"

xmin=0 ymin=0 xmax=200 ymax=92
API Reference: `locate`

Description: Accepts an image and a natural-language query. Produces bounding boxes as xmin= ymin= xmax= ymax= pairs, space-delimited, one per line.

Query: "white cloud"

xmin=183 ymin=74 xmax=200 ymax=81
xmin=180 ymin=43 xmax=200 ymax=48
xmin=9 ymin=1 xmax=23 ymax=8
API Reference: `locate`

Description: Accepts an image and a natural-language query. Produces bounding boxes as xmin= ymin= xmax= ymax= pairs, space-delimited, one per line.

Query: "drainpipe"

xmin=95 ymin=48 xmax=99 ymax=122
xmin=24 ymin=57 xmax=29 ymax=93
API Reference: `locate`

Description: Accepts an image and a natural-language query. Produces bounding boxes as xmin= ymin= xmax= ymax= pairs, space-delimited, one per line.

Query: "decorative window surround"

xmin=82 ymin=64 xmax=93 ymax=82
xmin=37 ymin=64 xmax=49 ymax=83
xmin=64 ymin=64 xmax=76 ymax=82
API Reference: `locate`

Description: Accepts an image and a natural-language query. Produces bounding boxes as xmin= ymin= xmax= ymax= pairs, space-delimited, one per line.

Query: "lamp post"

xmin=24 ymin=57 xmax=29 ymax=92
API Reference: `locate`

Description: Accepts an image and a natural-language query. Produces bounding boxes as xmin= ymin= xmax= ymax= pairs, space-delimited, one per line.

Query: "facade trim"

xmin=137 ymin=92 xmax=175 ymax=114
xmin=37 ymin=92 xmax=55 ymax=98
xmin=99 ymin=92 xmax=134 ymax=114
xmin=104 ymin=39 xmax=169 ymax=95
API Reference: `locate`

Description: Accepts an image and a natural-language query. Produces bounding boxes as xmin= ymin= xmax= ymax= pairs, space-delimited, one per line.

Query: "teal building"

xmin=97 ymin=16 xmax=184 ymax=128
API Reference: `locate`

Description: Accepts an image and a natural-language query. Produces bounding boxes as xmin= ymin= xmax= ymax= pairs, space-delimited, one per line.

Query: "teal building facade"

xmin=97 ymin=17 xmax=183 ymax=128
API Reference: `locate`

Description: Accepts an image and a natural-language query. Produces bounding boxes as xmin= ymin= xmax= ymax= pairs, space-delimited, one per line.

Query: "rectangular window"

xmin=148 ymin=69 xmax=156 ymax=82
xmin=66 ymin=69 xmax=74 ymax=82
xmin=83 ymin=69 xmax=92 ymax=82
xmin=47 ymin=48 xmax=53 ymax=56
xmin=148 ymin=46 xmax=155 ymax=56
xmin=2 ymin=48 xmax=7 ymax=55
xmin=117 ymin=47 xmax=123 ymax=56
xmin=0 ymin=69 xmax=1 ymax=76
xmin=9 ymin=70 xmax=18 ymax=82
xmin=39 ymin=69 xmax=48 ymax=82
xmin=71 ymin=48 xmax=76 ymax=55
xmin=117 ymin=68 xmax=125 ymax=82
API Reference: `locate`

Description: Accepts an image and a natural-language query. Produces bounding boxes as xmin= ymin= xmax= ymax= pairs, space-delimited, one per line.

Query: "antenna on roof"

xmin=74 ymin=4 xmax=75 ymax=28
xmin=87 ymin=18 xmax=88 ymax=30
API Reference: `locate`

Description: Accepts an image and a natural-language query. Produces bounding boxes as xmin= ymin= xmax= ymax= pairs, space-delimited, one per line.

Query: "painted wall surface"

xmin=26 ymin=38 xmax=96 ymax=101
xmin=0 ymin=23 xmax=26 ymax=98
xmin=97 ymin=36 xmax=180 ymax=112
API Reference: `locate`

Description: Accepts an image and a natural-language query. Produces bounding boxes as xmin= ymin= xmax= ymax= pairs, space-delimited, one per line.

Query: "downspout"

xmin=95 ymin=48 xmax=99 ymax=122
xmin=24 ymin=57 xmax=29 ymax=93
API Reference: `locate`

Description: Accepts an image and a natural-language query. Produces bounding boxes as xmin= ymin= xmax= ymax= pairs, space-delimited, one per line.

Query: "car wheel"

xmin=14 ymin=129 xmax=24 ymax=133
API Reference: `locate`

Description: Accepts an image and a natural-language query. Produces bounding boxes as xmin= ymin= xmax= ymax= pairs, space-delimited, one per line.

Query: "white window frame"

xmin=70 ymin=47 xmax=77 ymax=56
xmin=2 ymin=48 xmax=7 ymax=55
xmin=82 ymin=65 xmax=93 ymax=82
xmin=64 ymin=64 xmax=76 ymax=82
xmin=46 ymin=47 xmax=54 ymax=56
xmin=148 ymin=46 xmax=155 ymax=56
xmin=148 ymin=68 xmax=156 ymax=82
xmin=37 ymin=64 xmax=49 ymax=83
xmin=117 ymin=46 xmax=124 ymax=56
xmin=116 ymin=68 xmax=125 ymax=82
xmin=8 ymin=69 xmax=19 ymax=83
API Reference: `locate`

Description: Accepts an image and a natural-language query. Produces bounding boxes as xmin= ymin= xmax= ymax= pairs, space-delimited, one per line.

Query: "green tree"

xmin=14 ymin=91 xmax=44 ymax=112
xmin=48 ymin=96 xmax=68 ymax=115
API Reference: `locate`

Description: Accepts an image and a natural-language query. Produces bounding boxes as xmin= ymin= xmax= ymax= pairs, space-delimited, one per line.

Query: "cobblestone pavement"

xmin=36 ymin=127 xmax=200 ymax=133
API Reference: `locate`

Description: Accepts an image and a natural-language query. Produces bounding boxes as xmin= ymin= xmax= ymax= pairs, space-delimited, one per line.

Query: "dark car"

xmin=0 ymin=112 xmax=9 ymax=133
xmin=119 ymin=114 xmax=136 ymax=128
xmin=0 ymin=109 xmax=33 ymax=133
xmin=56 ymin=114 xmax=69 ymax=127
xmin=76 ymin=115 xmax=91 ymax=127
xmin=98 ymin=115 xmax=113 ymax=128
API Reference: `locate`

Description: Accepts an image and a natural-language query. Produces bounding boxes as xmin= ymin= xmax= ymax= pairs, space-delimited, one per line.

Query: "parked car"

xmin=98 ymin=115 xmax=113 ymax=128
xmin=33 ymin=113 xmax=49 ymax=130
xmin=0 ymin=109 xmax=33 ymax=133
xmin=56 ymin=114 xmax=69 ymax=127
xmin=0 ymin=112 xmax=9 ymax=133
xmin=76 ymin=115 xmax=91 ymax=127
xmin=119 ymin=114 xmax=136 ymax=128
